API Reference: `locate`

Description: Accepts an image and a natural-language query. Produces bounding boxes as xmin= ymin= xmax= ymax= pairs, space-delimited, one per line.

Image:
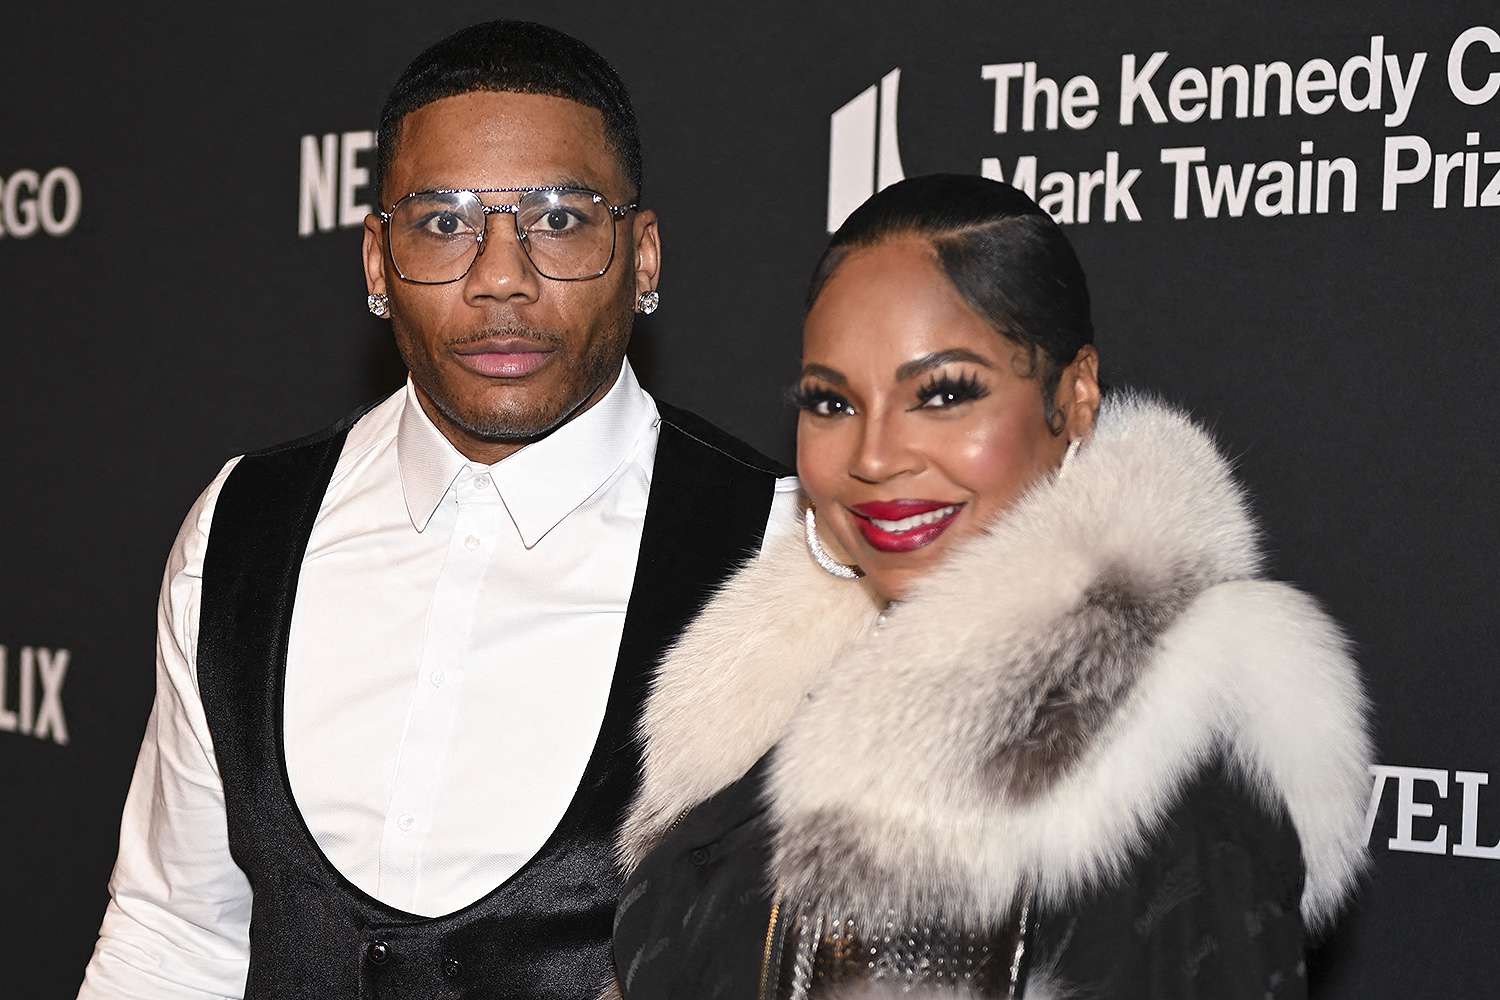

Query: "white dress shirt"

xmin=78 ymin=362 xmax=798 ymax=1000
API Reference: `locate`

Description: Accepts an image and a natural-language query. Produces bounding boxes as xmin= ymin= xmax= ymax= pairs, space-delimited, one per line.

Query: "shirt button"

xmin=443 ymin=956 xmax=462 ymax=979
xmin=367 ymin=940 xmax=390 ymax=965
xmin=689 ymin=846 xmax=711 ymax=866
xmin=464 ymin=534 xmax=480 ymax=551
xmin=430 ymin=670 xmax=445 ymax=688
xmin=397 ymin=814 xmax=416 ymax=832
xmin=473 ymin=474 xmax=492 ymax=490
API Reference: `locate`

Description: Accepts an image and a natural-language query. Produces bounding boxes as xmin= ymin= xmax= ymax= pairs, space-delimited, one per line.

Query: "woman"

xmin=610 ymin=175 xmax=1370 ymax=999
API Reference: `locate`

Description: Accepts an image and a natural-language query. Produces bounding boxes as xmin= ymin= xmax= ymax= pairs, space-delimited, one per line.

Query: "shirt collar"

xmin=396 ymin=361 xmax=657 ymax=545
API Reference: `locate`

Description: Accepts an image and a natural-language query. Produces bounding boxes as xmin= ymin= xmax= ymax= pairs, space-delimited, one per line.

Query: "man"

xmin=78 ymin=21 xmax=795 ymax=999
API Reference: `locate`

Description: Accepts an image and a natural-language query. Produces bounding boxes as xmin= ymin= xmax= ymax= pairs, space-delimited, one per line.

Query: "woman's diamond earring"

xmin=636 ymin=290 xmax=660 ymax=315
xmin=367 ymin=293 xmax=390 ymax=318
xmin=805 ymin=505 xmax=863 ymax=580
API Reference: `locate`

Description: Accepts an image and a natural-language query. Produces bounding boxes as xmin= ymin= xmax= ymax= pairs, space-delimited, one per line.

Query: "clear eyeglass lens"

xmin=389 ymin=188 xmax=617 ymax=282
xmin=390 ymin=191 xmax=485 ymax=283
xmin=516 ymin=189 xmax=614 ymax=279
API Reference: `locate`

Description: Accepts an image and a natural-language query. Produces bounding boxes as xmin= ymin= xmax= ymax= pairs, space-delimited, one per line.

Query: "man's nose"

xmin=462 ymin=213 xmax=542 ymax=305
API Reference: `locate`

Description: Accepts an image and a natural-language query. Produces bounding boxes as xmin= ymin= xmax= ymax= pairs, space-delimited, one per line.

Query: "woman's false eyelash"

xmin=788 ymin=383 xmax=852 ymax=415
xmin=913 ymin=371 xmax=990 ymax=408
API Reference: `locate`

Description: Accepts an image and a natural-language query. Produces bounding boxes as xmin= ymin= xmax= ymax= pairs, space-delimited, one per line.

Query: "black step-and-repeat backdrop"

xmin=3 ymin=3 xmax=1496 ymax=997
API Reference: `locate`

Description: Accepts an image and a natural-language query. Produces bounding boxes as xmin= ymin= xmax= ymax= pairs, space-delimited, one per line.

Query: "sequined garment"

xmin=765 ymin=903 xmax=1029 ymax=999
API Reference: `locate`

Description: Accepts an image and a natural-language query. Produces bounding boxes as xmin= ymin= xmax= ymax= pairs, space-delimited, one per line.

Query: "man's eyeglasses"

xmin=378 ymin=186 xmax=639 ymax=284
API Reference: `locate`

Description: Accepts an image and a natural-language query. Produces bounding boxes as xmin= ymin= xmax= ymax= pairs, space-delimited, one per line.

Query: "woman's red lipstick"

xmin=848 ymin=499 xmax=964 ymax=553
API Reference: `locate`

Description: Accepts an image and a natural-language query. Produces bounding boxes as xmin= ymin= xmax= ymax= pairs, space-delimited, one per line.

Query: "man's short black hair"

xmin=374 ymin=20 xmax=642 ymax=206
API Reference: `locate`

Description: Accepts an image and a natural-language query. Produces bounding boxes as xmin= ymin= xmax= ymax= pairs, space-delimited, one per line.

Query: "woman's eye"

xmin=793 ymin=386 xmax=856 ymax=417
xmin=915 ymin=375 xmax=989 ymax=410
xmin=812 ymin=398 xmax=853 ymax=417
xmin=920 ymin=390 xmax=966 ymax=408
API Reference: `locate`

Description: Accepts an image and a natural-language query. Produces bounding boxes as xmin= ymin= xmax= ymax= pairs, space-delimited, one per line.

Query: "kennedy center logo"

xmin=827 ymin=69 xmax=907 ymax=233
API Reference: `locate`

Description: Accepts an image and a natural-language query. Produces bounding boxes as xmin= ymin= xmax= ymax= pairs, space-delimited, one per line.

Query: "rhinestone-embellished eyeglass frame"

xmin=378 ymin=185 xmax=640 ymax=284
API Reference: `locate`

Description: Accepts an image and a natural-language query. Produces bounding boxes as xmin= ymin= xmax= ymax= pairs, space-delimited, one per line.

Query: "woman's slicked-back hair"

xmin=374 ymin=20 xmax=642 ymax=205
xmin=808 ymin=175 xmax=1094 ymax=425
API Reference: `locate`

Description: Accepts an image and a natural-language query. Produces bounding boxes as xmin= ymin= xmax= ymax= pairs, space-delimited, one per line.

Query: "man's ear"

xmin=630 ymin=209 xmax=661 ymax=300
xmin=363 ymin=213 xmax=389 ymax=303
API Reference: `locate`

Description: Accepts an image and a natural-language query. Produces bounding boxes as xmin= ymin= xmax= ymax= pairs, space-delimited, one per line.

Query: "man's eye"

xmin=419 ymin=212 xmax=473 ymax=237
xmin=528 ymin=209 xmax=584 ymax=235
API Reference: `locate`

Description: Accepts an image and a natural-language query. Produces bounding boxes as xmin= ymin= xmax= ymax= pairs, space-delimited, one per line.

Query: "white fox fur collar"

xmin=620 ymin=394 xmax=1370 ymax=932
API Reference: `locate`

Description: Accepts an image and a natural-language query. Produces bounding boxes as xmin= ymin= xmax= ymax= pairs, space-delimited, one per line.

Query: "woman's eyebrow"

xmin=894 ymin=349 xmax=993 ymax=381
xmin=800 ymin=364 xmax=848 ymax=385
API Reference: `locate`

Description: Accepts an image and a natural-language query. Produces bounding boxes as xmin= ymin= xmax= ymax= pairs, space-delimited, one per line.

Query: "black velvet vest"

xmin=196 ymin=401 xmax=782 ymax=1000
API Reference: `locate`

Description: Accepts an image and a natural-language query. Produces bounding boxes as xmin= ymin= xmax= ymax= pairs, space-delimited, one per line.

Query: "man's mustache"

xmin=445 ymin=325 xmax=566 ymax=349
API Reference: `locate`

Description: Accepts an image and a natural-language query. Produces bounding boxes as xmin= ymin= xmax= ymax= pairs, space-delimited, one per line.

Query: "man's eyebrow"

xmin=894 ymin=349 xmax=993 ymax=382
xmin=415 ymin=178 xmax=602 ymax=195
xmin=799 ymin=364 xmax=847 ymax=386
xmin=526 ymin=175 xmax=623 ymax=196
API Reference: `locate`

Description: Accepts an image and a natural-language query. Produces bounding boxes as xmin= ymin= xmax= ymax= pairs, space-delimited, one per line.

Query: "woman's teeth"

xmin=868 ymin=505 xmax=959 ymax=533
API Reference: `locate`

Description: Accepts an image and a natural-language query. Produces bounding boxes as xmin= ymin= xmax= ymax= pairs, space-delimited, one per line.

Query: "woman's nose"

xmin=847 ymin=411 xmax=921 ymax=484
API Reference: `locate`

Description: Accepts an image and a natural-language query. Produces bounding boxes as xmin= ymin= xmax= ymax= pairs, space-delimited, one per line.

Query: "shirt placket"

xmin=376 ymin=470 xmax=503 ymax=911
